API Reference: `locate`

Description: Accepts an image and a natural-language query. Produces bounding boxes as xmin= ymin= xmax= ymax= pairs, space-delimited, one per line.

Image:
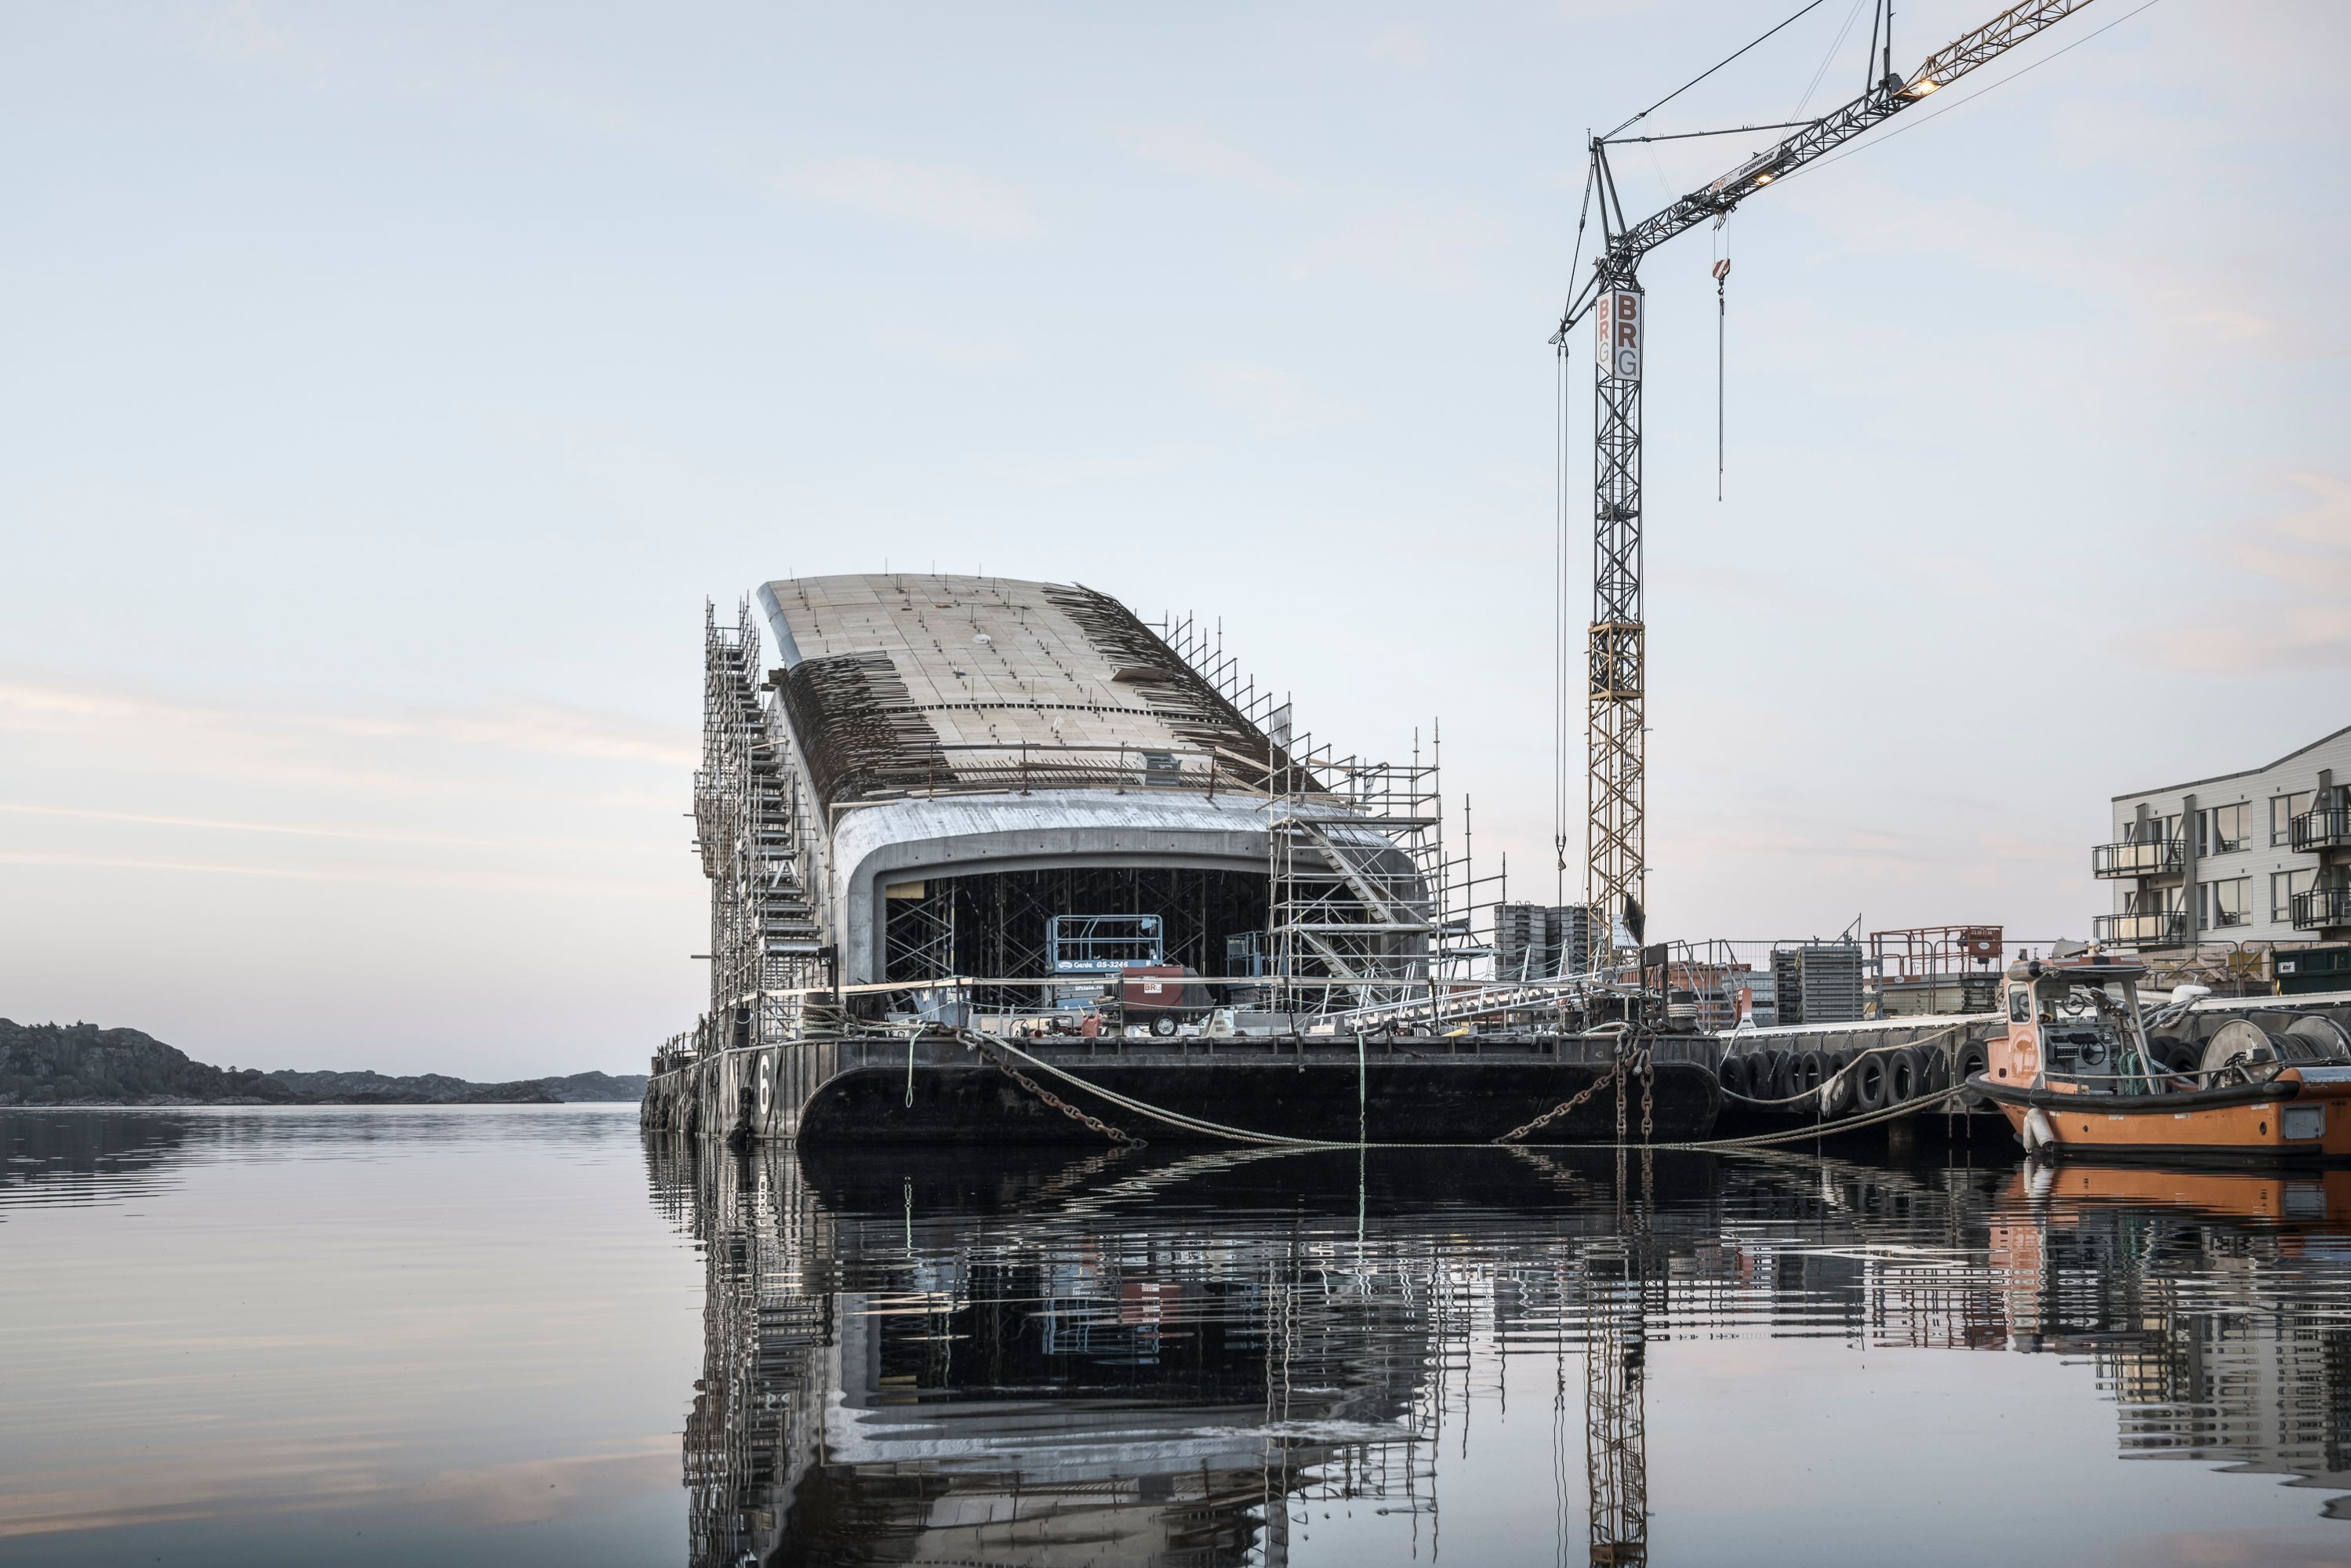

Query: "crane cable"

xmin=1788 ymin=0 xmax=2167 ymax=184
xmin=1711 ymin=222 xmax=1731 ymax=503
xmin=1601 ymin=0 xmax=1833 ymax=141
xmin=1555 ymin=160 xmax=1596 ymax=902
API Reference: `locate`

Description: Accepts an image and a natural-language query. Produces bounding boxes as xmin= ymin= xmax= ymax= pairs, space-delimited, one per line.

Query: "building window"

xmin=2126 ymin=812 xmax=2178 ymax=846
xmin=2199 ymin=876 xmax=2251 ymax=930
xmin=2272 ymin=868 xmax=2316 ymax=922
xmin=2271 ymin=791 xmax=2313 ymax=846
xmin=2197 ymin=803 xmax=2249 ymax=856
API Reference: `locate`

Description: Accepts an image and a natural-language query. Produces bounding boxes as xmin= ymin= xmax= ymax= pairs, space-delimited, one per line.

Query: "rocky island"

xmin=0 ymin=1020 xmax=646 ymax=1106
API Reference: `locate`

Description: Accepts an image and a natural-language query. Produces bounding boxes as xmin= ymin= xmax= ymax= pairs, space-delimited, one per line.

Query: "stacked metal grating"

xmin=1771 ymin=942 xmax=1865 ymax=1026
xmin=1492 ymin=903 xmax=1597 ymax=982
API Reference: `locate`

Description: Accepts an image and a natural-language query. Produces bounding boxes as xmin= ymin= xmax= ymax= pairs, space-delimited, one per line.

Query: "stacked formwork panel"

xmin=1771 ymin=942 xmax=1864 ymax=1027
xmin=1495 ymin=902 xmax=1597 ymax=982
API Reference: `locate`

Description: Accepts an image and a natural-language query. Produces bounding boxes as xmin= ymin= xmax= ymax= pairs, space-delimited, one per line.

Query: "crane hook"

xmin=1712 ymin=256 xmax=1730 ymax=499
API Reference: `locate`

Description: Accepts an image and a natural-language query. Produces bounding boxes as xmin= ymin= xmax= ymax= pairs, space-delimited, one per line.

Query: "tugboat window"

xmin=2036 ymin=980 xmax=2135 ymax=1082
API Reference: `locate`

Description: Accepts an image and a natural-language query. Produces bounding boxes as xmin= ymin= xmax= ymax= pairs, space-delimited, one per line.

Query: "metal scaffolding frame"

xmin=1156 ymin=614 xmax=1502 ymax=1013
xmin=693 ymin=600 xmax=825 ymax=1054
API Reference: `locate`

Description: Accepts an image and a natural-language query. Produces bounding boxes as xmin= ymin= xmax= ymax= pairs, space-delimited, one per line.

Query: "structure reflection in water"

xmin=645 ymin=1142 xmax=2351 ymax=1566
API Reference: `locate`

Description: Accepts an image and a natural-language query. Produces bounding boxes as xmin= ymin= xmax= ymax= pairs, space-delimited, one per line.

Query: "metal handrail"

xmin=2291 ymin=807 xmax=2351 ymax=853
xmin=2090 ymin=910 xmax=2186 ymax=946
xmin=828 ymin=739 xmax=1334 ymax=807
xmin=2290 ymin=884 xmax=2351 ymax=931
xmin=2091 ymin=838 xmax=2182 ymax=877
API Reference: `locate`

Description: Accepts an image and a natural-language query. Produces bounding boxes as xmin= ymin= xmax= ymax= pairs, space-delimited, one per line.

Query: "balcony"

xmin=2291 ymin=807 xmax=2351 ymax=853
xmin=2091 ymin=838 xmax=2182 ymax=878
xmin=2091 ymin=909 xmax=2186 ymax=947
xmin=2290 ymin=884 xmax=2351 ymax=931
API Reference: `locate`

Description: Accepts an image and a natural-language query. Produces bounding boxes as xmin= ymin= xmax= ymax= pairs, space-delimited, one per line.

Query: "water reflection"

xmin=649 ymin=1142 xmax=2351 ymax=1566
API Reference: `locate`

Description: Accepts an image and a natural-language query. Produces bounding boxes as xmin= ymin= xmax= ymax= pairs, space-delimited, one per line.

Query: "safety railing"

xmin=829 ymin=740 xmax=1328 ymax=807
xmin=2290 ymin=884 xmax=2351 ymax=931
xmin=2091 ymin=838 xmax=2182 ymax=878
xmin=2090 ymin=910 xmax=2186 ymax=947
xmin=2291 ymin=807 xmax=2351 ymax=853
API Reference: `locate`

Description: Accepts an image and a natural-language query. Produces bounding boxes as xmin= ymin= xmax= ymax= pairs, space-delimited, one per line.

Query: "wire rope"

xmin=1788 ymin=0 xmax=2165 ymax=183
xmin=974 ymin=1032 xmax=1978 ymax=1153
xmin=1601 ymin=0 xmax=1833 ymax=140
xmin=1793 ymin=0 xmax=1871 ymax=119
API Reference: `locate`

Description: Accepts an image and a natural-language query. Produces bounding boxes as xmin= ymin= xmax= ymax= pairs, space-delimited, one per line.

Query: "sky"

xmin=3 ymin=1 xmax=2346 ymax=1078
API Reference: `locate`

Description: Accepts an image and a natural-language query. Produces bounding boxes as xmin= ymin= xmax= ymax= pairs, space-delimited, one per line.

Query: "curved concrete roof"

xmin=754 ymin=573 xmax=1285 ymax=807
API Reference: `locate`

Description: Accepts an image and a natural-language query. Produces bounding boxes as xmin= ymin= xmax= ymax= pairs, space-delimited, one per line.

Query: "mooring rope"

xmin=1716 ymin=1023 xmax=1974 ymax=1108
xmin=972 ymin=1033 xmax=1354 ymax=1149
xmin=961 ymin=1029 xmax=1969 ymax=1153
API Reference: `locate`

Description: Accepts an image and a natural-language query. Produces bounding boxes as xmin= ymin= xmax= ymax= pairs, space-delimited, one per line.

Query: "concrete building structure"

xmin=2095 ymin=723 xmax=2351 ymax=954
xmin=690 ymin=572 xmax=1442 ymax=1058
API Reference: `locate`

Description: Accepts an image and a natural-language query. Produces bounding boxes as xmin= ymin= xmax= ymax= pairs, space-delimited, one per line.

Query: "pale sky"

xmin=4 ymin=2 xmax=2345 ymax=1078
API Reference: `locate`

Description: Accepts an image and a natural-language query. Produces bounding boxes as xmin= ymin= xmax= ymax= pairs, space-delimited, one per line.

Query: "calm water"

xmin=3 ymin=1109 xmax=2347 ymax=1566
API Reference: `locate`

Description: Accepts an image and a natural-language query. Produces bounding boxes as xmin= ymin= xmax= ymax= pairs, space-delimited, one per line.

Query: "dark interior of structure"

xmin=884 ymin=867 xmax=1268 ymax=995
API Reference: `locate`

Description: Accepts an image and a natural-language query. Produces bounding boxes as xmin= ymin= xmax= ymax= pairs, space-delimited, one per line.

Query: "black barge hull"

xmin=641 ymin=1032 xmax=1721 ymax=1146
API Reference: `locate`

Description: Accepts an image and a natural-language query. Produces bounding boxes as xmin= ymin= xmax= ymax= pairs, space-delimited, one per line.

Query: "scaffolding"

xmin=693 ymin=600 xmax=826 ymax=1055
xmin=1155 ymin=613 xmax=1502 ymax=1014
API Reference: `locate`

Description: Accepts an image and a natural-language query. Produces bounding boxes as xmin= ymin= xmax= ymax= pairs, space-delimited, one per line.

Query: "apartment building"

xmin=2095 ymin=723 xmax=2351 ymax=950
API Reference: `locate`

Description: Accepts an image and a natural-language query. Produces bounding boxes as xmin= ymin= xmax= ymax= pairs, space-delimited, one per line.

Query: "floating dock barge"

xmin=642 ymin=572 xmax=1720 ymax=1145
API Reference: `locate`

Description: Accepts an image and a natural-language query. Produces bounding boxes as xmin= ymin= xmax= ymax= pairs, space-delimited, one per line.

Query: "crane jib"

xmin=1564 ymin=0 xmax=2103 ymax=299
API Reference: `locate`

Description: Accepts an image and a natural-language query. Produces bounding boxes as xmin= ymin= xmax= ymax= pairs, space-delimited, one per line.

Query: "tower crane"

xmin=1558 ymin=5 xmax=2119 ymax=1565
xmin=1556 ymin=0 xmax=2105 ymax=956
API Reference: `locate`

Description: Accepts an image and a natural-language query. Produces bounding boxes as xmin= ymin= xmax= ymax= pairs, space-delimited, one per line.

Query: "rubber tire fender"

xmin=1954 ymin=1040 xmax=1992 ymax=1107
xmin=1887 ymin=1047 xmax=1923 ymax=1105
xmin=1719 ymin=1053 xmax=1749 ymax=1098
xmin=2161 ymin=1040 xmax=2204 ymax=1077
xmin=1794 ymin=1049 xmax=1830 ymax=1109
xmin=1917 ymin=1045 xmax=1950 ymax=1094
xmin=1851 ymin=1052 xmax=1891 ymax=1112
xmin=1820 ymin=1051 xmax=1856 ymax=1116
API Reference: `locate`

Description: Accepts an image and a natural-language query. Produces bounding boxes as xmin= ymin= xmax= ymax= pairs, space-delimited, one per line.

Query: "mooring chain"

xmin=972 ymin=1039 xmax=1146 ymax=1147
xmin=1639 ymin=1044 xmax=1655 ymax=1142
xmin=1496 ymin=1037 xmax=1660 ymax=1147
xmin=1496 ymin=1055 xmax=1617 ymax=1145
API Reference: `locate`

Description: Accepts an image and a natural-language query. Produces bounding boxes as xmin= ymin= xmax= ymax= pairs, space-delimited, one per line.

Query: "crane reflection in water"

xmin=643 ymin=1141 xmax=2351 ymax=1566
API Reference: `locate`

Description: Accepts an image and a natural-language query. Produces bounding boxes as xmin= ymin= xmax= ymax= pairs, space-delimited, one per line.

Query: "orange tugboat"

xmin=1969 ymin=952 xmax=2351 ymax=1163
